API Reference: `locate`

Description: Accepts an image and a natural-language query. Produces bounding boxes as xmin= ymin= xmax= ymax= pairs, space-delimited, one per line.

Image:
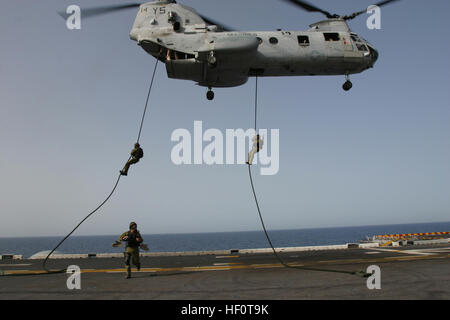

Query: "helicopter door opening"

xmin=164 ymin=48 xmax=195 ymax=61
xmin=163 ymin=46 xmax=202 ymax=83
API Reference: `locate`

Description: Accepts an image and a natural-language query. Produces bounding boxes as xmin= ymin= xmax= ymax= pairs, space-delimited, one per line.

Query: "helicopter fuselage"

xmin=130 ymin=1 xmax=378 ymax=88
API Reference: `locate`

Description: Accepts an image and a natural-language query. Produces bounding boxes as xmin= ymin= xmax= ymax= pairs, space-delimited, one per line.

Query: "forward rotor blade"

xmin=58 ymin=3 xmax=141 ymax=20
xmin=343 ymin=0 xmax=401 ymax=20
xmin=280 ymin=0 xmax=337 ymax=19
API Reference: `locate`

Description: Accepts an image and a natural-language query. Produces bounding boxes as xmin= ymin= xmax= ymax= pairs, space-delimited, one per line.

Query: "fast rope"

xmin=137 ymin=60 xmax=159 ymax=144
xmin=42 ymin=174 xmax=122 ymax=274
xmin=247 ymin=76 xmax=369 ymax=278
xmin=42 ymin=60 xmax=160 ymax=273
xmin=0 ymin=60 xmax=159 ymax=277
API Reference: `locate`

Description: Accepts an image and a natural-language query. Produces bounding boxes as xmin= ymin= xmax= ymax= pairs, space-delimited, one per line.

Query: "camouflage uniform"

xmin=121 ymin=144 xmax=144 ymax=176
xmin=118 ymin=223 xmax=143 ymax=278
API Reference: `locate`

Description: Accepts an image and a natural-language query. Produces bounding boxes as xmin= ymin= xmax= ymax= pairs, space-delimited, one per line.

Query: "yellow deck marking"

xmin=3 ymin=253 xmax=449 ymax=276
xmin=381 ymin=240 xmax=395 ymax=247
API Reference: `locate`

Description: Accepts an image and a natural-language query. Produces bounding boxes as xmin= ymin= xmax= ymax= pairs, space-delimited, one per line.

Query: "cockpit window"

xmin=324 ymin=33 xmax=340 ymax=41
xmin=351 ymin=33 xmax=369 ymax=52
xmin=356 ymin=43 xmax=368 ymax=52
xmin=351 ymin=34 xmax=361 ymax=42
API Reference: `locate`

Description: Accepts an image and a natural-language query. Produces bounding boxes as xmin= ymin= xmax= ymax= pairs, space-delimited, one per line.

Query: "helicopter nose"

xmin=368 ymin=45 xmax=379 ymax=66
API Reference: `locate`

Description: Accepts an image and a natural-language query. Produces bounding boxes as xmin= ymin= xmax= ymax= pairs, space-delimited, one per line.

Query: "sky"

xmin=0 ymin=0 xmax=449 ymax=237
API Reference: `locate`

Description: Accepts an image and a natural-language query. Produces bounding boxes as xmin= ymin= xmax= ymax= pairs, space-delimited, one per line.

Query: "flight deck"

xmin=1 ymin=243 xmax=449 ymax=300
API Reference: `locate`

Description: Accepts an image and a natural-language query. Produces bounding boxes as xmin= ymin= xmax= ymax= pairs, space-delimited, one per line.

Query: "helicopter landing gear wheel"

xmin=343 ymin=74 xmax=353 ymax=91
xmin=206 ymin=88 xmax=215 ymax=101
xmin=343 ymin=80 xmax=353 ymax=91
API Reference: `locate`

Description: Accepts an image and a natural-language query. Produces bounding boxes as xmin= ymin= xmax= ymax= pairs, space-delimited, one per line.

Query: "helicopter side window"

xmin=324 ymin=33 xmax=340 ymax=42
xmin=297 ymin=35 xmax=310 ymax=46
xmin=269 ymin=37 xmax=279 ymax=45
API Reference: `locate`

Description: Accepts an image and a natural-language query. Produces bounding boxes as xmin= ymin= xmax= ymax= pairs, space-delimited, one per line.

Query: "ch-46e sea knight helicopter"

xmin=68 ymin=0 xmax=400 ymax=100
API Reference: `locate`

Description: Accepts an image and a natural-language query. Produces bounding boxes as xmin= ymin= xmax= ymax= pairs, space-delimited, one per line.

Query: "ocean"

xmin=1 ymin=222 xmax=449 ymax=259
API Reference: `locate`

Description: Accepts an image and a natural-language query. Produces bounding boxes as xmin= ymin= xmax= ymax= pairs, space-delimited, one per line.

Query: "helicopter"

xmin=64 ymin=0 xmax=400 ymax=100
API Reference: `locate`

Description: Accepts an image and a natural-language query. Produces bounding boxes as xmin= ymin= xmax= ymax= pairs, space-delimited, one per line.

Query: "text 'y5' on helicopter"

xmin=62 ymin=0 xmax=400 ymax=100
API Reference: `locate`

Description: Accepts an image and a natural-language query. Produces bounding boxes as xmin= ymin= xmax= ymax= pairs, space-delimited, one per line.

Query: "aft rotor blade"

xmin=343 ymin=0 xmax=401 ymax=20
xmin=280 ymin=0 xmax=337 ymax=19
xmin=58 ymin=3 xmax=141 ymax=20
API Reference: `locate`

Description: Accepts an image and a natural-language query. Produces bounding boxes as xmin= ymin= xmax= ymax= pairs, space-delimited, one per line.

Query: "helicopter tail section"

xmin=130 ymin=1 xmax=208 ymax=43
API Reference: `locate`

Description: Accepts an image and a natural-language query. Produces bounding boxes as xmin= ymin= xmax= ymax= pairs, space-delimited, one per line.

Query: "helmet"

xmin=129 ymin=222 xmax=137 ymax=229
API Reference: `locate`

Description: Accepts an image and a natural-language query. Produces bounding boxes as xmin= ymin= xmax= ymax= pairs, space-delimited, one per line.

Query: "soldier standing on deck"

xmin=113 ymin=222 xmax=144 ymax=279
